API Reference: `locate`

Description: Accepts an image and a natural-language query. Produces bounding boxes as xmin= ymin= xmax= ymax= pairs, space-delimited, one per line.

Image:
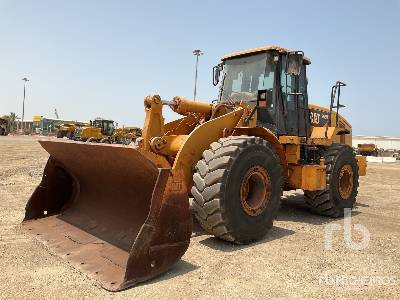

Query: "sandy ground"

xmin=0 ymin=135 xmax=399 ymax=299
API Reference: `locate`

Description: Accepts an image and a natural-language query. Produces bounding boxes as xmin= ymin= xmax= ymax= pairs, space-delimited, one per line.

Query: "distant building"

xmin=16 ymin=120 xmax=34 ymax=132
xmin=352 ymin=135 xmax=400 ymax=150
xmin=32 ymin=116 xmax=85 ymax=135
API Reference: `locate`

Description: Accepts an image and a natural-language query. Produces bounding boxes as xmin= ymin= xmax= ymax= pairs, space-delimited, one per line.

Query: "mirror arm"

xmin=243 ymin=105 xmax=257 ymax=126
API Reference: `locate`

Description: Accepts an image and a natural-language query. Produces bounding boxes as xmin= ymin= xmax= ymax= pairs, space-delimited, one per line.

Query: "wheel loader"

xmin=357 ymin=143 xmax=378 ymax=156
xmin=109 ymin=126 xmax=142 ymax=145
xmin=73 ymin=118 xmax=141 ymax=144
xmin=22 ymin=45 xmax=367 ymax=291
xmin=72 ymin=117 xmax=115 ymax=142
xmin=56 ymin=122 xmax=87 ymax=139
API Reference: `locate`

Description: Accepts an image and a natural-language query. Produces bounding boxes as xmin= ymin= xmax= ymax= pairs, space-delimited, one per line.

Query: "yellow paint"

xmin=59 ymin=124 xmax=75 ymax=132
xmin=279 ymin=135 xmax=302 ymax=145
xmin=357 ymin=144 xmax=377 ymax=154
xmin=135 ymin=148 xmax=171 ymax=168
xmin=173 ymin=108 xmax=244 ymax=189
xmin=233 ymin=127 xmax=288 ymax=178
xmin=172 ymin=97 xmax=212 ymax=115
xmin=142 ymin=95 xmax=165 ymax=150
xmin=151 ymin=135 xmax=189 ymax=156
xmin=80 ymin=127 xmax=103 ymax=140
xmin=356 ymin=155 xmax=367 ymax=176
xmin=288 ymin=164 xmax=326 ymax=191
xmin=135 ymin=95 xmax=361 ymax=195
xmin=308 ymin=103 xmax=352 ymax=146
xmin=164 ymin=115 xmax=201 ymax=135
xmin=235 ymin=101 xmax=257 ymax=128
xmin=307 ymin=126 xmax=349 ymax=146
xmin=285 ymin=144 xmax=300 ymax=164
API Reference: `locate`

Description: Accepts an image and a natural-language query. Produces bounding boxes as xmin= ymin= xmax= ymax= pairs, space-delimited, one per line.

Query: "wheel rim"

xmin=240 ymin=166 xmax=271 ymax=216
xmin=338 ymin=164 xmax=354 ymax=200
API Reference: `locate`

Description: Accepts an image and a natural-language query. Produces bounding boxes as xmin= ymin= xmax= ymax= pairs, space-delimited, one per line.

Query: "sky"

xmin=1 ymin=0 xmax=399 ymax=136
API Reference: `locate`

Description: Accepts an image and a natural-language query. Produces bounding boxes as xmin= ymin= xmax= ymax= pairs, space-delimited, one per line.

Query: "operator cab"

xmin=214 ymin=46 xmax=310 ymax=137
xmin=93 ymin=118 xmax=115 ymax=136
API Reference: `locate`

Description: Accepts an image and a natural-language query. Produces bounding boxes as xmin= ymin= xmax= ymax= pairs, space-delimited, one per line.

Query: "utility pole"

xmin=21 ymin=77 xmax=29 ymax=130
xmin=193 ymin=49 xmax=203 ymax=101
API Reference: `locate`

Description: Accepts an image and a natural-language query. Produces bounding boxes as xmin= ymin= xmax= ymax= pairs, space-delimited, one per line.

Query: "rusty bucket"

xmin=22 ymin=140 xmax=192 ymax=291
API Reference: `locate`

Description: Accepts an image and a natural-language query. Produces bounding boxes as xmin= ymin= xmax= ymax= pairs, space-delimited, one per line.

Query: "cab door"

xmin=280 ymin=59 xmax=309 ymax=137
xmin=297 ymin=64 xmax=310 ymax=137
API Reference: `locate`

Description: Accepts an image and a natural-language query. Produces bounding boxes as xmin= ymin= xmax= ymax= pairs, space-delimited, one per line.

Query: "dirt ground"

xmin=0 ymin=135 xmax=399 ymax=299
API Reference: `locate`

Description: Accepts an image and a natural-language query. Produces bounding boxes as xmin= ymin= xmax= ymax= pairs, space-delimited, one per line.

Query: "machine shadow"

xmin=193 ymin=191 xmax=363 ymax=253
xmin=198 ymin=226 xmax=295 ymax=253
xmin=278 ymin=191 xmax=361 ymax=225
xmin=354 ymin=202 xmax=369 ymax=208
xmin=137 ymin=260 xmax=199 ymax=287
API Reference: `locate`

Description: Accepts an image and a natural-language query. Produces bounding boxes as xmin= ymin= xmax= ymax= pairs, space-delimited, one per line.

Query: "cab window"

xmin=280 ymin=57 xmax=296 ymax=111
xmin=221 ymin=52 xmax=275 ymax=103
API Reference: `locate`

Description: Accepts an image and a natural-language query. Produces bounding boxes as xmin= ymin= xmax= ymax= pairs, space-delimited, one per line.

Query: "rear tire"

xmin=57 ymin=131 xmax=63 ymax=138
xmin=191 ymin=136 xmax=282 ymax=244
xmin=304 ymin=144 xmax=359 ymax=217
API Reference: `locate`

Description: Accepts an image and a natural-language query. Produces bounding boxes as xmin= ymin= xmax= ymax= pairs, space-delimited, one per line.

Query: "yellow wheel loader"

xmin=357 ymin=143 xmax=378 ymax=156
xmin=73 ymin=118 xmax=115 ymax=142
xmin=23 ymin=45 xmax=366 ymax=291
xmin=73 ymin=118 xmax=141 ymax=144
xmin=106 ymin=126 xmax=142 ymax=145
xmin=57 ymin=122 xmax=87 ymax=139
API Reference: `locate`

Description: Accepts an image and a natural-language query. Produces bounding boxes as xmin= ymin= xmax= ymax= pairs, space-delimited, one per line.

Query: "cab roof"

xmin=94 ymin=117 xmax=113 ymax=122
xmin=222 ymin=45 xmax=311 ymax=65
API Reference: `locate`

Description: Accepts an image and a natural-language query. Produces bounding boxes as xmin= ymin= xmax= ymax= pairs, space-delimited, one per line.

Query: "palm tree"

xmin=9 ymin=112 xmax=19 ymax=131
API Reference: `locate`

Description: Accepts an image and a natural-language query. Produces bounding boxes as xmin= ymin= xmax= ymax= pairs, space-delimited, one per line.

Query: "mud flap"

xmin=22 ymin=140 xmax=192 ymax=291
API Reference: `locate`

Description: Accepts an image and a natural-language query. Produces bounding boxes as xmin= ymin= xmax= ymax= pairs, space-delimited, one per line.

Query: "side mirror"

xmin=286 ymin=51 xmax=304 ymax=76
xmin=213 ymin=63 xmax=223 ymax=86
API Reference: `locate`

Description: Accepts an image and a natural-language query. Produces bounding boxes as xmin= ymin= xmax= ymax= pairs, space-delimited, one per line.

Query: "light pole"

xmin=21 ymin=77 xmax=29 ymax=130
xmin=193 ymin=49 xmax=203 ymax=101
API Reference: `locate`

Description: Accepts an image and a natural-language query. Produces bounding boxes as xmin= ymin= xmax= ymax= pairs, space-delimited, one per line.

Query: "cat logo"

xmin=310 ymin=111 xmax=321 ymax=125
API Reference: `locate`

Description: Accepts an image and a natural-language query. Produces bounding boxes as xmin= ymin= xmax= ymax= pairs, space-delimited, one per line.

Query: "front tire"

xmin=304 ymin=144 xmax=359 ymax=217
xmin=100 ymin=138 xmax=111 ymax=143
xmin=191 ymin=136 xmax=282 ymax=244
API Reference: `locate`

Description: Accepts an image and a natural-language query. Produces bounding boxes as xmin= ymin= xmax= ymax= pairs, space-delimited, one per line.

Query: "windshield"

xmin=104 ymin=121 xmax=114 ymax=135
xmin=93 ymin=119 xmax=102 ymax=128
xmin=220 ymin=52 xmax=275 ymax=103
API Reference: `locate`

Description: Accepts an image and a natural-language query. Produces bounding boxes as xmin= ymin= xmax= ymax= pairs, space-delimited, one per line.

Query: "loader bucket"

xmin=22 ymin=140 xmax=192 ymax=291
